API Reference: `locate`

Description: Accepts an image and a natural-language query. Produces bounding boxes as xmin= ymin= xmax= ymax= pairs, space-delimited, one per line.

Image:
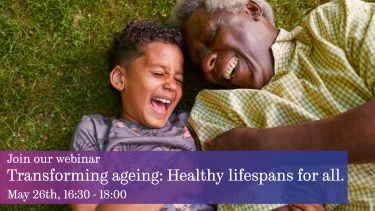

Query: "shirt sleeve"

xmin=341 ymin=0 xmax=375 ymax=95
xmin=71 ymin=115 xmax=100 ymax=151
xmin=302 ymin=0 xmax=375 ymax=94
xmin=188 ymin=90 xmax=245 ymax=145
xmin=188 ymin=89 xmax=318 ymax=146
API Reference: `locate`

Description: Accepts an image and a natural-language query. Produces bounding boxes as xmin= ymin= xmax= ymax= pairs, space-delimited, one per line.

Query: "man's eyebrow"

xmin=205 ymin=17 xmax=221 ymax=45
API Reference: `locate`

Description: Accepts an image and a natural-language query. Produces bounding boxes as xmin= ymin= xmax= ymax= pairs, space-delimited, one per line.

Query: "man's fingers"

xmin=289 ymin=204 xmax=325 ymax=211
xmin=204 ymin=139 xmax=216 ymax=150
xmin=289 ymin=204 xmax=304 ymax=211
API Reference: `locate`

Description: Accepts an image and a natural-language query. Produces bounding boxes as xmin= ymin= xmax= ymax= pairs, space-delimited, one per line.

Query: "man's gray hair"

xmin=171 ymin=0 xmax=274 ymax=28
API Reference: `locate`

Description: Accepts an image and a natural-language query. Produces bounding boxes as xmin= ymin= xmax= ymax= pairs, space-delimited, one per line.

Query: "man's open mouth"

xmin=150 ymin=97 xmax=172 ymax=114
xmin=223 ymin=56 xmax=238 ymax=80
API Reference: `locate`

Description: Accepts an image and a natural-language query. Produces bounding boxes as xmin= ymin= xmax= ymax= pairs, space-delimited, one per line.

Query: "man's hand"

xmin=204 ymin=101 xmax=375 ymax=163
xmin=204 ymin=127 xmax=262 ymax=150
xmin=272 ymin=204 xmax=325 ymax=211
xmin=288 ymin=204 xmax=325 ymax=211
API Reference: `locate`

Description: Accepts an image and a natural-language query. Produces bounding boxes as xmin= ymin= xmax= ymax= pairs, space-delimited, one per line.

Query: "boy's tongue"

xmin=150 ymin=99 xmax=167 ymax=113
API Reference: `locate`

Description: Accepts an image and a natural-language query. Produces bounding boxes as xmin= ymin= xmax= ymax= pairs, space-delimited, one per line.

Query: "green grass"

xmin=0 ymin=0 xmax=178 ymax=151
xmin=1 ymin=0 xmax=373 ymax=209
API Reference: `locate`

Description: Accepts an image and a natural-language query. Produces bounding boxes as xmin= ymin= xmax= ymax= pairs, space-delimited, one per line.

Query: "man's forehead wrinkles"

xmin=190 ymin=10 xmax=216 ymax=34
xmin=194 ymin=26 xmax=206 ymax=38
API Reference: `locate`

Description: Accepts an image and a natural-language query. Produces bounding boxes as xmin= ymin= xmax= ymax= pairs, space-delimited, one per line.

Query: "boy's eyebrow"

xmin=148 ymin=64 xmax=183 ymax=75
xmin=148 ymin=64 xmax=165 ymax=69
xmin=174 ymin=69 xmax=184 ymax=75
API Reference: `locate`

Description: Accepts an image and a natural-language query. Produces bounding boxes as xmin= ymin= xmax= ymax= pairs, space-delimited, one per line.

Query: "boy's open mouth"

xmin=150 ymin=97 xmax=172 ymax=114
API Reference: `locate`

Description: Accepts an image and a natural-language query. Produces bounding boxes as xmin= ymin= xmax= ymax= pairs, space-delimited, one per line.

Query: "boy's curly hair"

xmin=109 ymin=20 xmax=183 ymax=70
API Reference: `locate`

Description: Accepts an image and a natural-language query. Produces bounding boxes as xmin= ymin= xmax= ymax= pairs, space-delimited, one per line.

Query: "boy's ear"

xmin=110 ymin=65 xmax=126 ymax=91
xmin=246 ymin=0 xmax=263 ymax=20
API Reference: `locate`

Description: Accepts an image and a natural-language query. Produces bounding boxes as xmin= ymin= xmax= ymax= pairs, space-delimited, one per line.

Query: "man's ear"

xmin=110 ymin=65 xmax=126 ymax=91
xmin=246 ymin=0 xmax=263 ymax=20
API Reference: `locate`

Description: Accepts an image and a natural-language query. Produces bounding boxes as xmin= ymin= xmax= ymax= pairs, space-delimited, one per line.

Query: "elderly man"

xmin=172 ymin=0 xmax=375 ymax=210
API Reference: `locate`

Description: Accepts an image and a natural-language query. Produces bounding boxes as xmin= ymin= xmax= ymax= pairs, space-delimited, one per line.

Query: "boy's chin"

xmin=142 ymin=117 xmax=168 ymax=129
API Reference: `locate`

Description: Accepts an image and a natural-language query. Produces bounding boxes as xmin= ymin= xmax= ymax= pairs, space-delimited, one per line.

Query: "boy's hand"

xmin=288 ymin=204 xmax=325 ymax=211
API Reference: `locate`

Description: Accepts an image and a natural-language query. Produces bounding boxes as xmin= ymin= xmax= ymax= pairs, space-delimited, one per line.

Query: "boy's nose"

xmin=163 ymin=78 xmax=178 ymax=91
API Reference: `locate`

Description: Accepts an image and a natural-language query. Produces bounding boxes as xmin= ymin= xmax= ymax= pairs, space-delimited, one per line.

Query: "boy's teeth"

xmin=223 ymin=56 xmax=238 ymax=80
xmin=153 ymin=97 xmax=171 ymax=104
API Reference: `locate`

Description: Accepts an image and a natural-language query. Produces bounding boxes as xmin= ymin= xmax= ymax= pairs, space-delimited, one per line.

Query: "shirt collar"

xmin=270 ymin=27 xmax=302 ymax=79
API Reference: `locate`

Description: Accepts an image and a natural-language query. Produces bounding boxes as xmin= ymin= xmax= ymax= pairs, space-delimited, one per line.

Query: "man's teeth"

xmin=153 ymin=97 xmax=171 ymax=104
xmin=223 ymin=56 xmax=238 ymax=80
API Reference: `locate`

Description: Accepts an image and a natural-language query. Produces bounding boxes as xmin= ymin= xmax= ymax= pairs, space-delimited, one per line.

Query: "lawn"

xmin=0 ymin=0 xmax=372 ymax=210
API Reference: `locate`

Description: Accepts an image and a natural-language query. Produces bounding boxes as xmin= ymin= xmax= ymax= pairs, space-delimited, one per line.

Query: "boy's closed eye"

xmin=150 ymin=68 xmax=184 ymax=84
xmin=151 ymin=68 xmax=165 ymax=77
xmin=175 ymin=75 xmax=184 ymax=84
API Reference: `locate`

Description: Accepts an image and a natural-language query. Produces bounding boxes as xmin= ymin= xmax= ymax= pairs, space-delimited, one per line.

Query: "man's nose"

xmin=202 ymin=52 xmax=217 ymax=73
